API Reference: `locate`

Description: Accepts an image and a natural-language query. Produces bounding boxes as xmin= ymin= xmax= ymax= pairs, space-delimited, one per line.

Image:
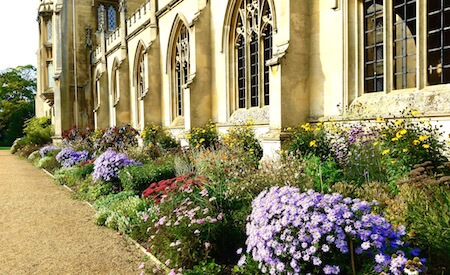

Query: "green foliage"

xmin=378 ymin=114 xmax=448 ymax=171
xmin=36 ymin=155 xmax=60 ymax=172
xmin=284 ymin=122 xmax=332 ymax=160
xmin=142 ymin=123 xmax=180 ymax=152
xmin=221 ymin=122 xmax=263 ymax=164
xmin=72 ymin=177 xmax=115 ymax=202
xmin=397 ymin=162 xmax=450 ymax=270
xmin=94 ymin=193 xmax=155 ymax=241
xmin=22 ymin=117 xmax=53 ymax=146
xmin=183 ymin=260 xmax=223 ymax=275
xmin=303 ymin=154 xmax=343 ymax=193
xmin=118 ymin=162 xmax=176 ymax=194
xmin=187 ymin=121 xmax=219 ymax=149
xmin=54 ymin=164 xmax=94 ymax=187
xmin=27 ymin=150 xmax=41 ymax=165
xmin=192 ymin=146 xmax=257 ymax=185
xmin=0 ymin=65 xmax=37 ymax=146
xmin=125 ymin=145 xmax=161 ymax=164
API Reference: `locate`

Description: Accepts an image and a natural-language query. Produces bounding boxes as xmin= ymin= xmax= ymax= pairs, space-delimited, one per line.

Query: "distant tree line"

xmin=0 ymin=65 xmax=36 ymax=146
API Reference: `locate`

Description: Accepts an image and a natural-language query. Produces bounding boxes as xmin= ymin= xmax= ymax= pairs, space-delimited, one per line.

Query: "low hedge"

xmin=118 ymin=162 xmax=175 ymax=194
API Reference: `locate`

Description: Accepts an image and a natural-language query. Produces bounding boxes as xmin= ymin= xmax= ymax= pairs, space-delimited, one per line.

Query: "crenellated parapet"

xmin=92 ymin=46 xmax=103 ymax=65
xmin=106 ymin=28 xmax=122 ymax=52
xmin=127 ymin=1 xmax=152 ymax=36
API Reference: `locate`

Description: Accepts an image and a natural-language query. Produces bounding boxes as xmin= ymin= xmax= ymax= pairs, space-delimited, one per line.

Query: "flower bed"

xmin=20 ymin=118 xmax=450 ymax=274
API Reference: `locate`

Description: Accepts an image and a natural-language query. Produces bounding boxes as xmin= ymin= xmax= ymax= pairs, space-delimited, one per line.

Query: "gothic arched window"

xmin=172 ymin=24 xmax=189 ymax=118
xmin=97 ymin=2 xmax=118 ymax=32
xmin=233 ymin=0 xmax=273 ymax=109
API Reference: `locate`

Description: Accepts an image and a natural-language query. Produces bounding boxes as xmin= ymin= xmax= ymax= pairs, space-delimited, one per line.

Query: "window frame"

xmin=171 ymin=23 xmax=190 ymax=119
xmin=230 ymin=0 xmax=273 ymax=110
xmin=96 ymin=1 xmax=118 ymax=32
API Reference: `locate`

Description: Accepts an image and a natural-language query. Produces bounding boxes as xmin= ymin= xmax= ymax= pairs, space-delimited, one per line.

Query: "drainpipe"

xmin=72 ymin=0 xmax=79 ymax=127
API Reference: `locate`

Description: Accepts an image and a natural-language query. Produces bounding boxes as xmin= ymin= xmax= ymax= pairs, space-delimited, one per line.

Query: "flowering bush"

xmin=55 ymin=147 xmax=90 ymax=168
xmin=241 ymin=187 xmax=415 ymax=274
xmin=92 ymin=149 xmax=137 ymax=182
xmin=142 ymin=123 xmax=180 ymax=152
xmin=142 ymin=173 xmax=205 ymax=203
xmin=118 ymin=162 xmax=176 ymax=195
xmin=377 ymin=114 xmax=448 ymax=173
xmin=187 ymin=121 xmax=219 ymax=149
xmin=284 ymin=122 xmax=332 ymax=160
xmin=94 ymin=125 xmax=139 ymax=153
xmin=221 ymin=122 xmax=263 ymax=164
xmin=39 ymin=145 xmax=59 ymax=158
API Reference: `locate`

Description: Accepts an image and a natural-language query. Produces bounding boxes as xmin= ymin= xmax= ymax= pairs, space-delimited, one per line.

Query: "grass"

xmin=0 ymin=147 xmax=11 ymax=150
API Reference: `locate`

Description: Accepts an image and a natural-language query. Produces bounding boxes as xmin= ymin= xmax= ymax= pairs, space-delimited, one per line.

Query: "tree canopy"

xmin=0 ymin=65 xmax=37 ymax=146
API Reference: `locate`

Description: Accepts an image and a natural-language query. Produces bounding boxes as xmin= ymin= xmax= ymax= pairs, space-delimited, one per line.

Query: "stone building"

xmin=36 ymin=0 xmax=450 ymax=157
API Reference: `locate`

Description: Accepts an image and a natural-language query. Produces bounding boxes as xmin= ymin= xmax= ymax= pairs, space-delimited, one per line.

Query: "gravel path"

xmin=0 ymin=151 xmax=144 ymax=274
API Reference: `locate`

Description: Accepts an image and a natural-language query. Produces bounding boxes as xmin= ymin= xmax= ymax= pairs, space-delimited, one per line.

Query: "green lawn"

xmin=0 ymin=147 xmax=11 ymax=150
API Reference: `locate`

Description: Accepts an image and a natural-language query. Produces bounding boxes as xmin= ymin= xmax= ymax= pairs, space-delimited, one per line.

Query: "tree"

xmin=0 ymin=65 xmax=37 ymax=146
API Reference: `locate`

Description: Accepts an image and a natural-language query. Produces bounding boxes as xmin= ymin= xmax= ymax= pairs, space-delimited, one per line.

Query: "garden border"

xmin=41 ymin=168 xmax=169 ymax=273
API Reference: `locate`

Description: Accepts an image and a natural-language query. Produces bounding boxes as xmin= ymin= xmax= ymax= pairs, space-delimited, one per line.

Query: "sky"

xmin=0 ymin=1 xmax=40 ymax=71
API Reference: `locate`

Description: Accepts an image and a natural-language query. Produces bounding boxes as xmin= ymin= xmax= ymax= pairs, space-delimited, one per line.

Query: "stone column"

xmin=260 ymin=0 xmax=311 ymax=158
xmin=184 ymin=1 xmax=212 ymax=129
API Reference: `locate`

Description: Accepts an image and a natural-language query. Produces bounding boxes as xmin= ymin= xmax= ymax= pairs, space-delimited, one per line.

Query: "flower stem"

xmin=350 ymin=239 xmax=356 ymax=275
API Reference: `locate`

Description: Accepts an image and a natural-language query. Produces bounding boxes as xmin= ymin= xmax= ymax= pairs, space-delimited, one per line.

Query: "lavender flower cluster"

xmin=39 ymin=145 xmax=58 ymax=158
xmin=92 ymin=149 xmax=137 ymax=181
xmin=55 ymin=147 xmax=90 ymax=168
xmin=242 ymin=187 xmax=409 ymax=275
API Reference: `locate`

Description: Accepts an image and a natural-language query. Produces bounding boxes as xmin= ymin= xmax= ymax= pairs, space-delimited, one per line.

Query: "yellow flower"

xmin=411 ymin=110 xmax=420 ymax=116
xmin=402 ymin=148 xmax=408 ymax=153
xmin=419 ymin=135 xmax=429 ymax=141
xmin=373 ymin=141 xmax=379 ymax=146
xmin=301 ymin=123 xmax=310 ymax=130
xmin=395 ymin=119 xmax=404 ymax=126
xmin=199 ymin=138 xmax=205 ymax=144
xmin=413 ymin=140 xmax=420 ymax=145
xmin=286 ymin=127 xmax=292 ymax=131
xmin=391 ymin=137 xmax=399 ymax=141
xmin=382 ymin=149 xmax=390 ymax=155
xmin=317 ymin=122 xmax=323 ymax=127
xmin=422 ymin=144 xmax=430 ymax=149
xmin=399 ymin=129 xmax=407 ymax=135
xmin=309 ymin=140 xmax=317 ymax=147
xmin=330 ymin=118 xmax=336 ymax=122
xmin=376 ymin=117 xmax=385 ymax=122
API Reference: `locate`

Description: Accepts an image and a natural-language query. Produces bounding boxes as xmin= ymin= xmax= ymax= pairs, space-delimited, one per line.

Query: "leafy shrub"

xmin=125 ymin=145 xmax=161 ymax=164
xmin=54 ymin=164 xmax=94 ymax=187
xmin=303 ymin=154 xmax=342 ymax=193
xmin=39 ymin=145 xmax=58 ymax=158
xmin=378 ymin=115 xmax=448 ymax=172
xmin=92 ymin=149 xmax=138 ymax=182
xmin=397 ymin=162 xmax=450 ymax=271
xmin=221 ymin=122 xmax=263 ymax=164
xmin=192 ymin=146 xmax=257 ymax=185
xmin=17 ymin=143 xmax=41 ymax=158
xmin=284 ymin=122 xmax=332 ymax=160
xmin=118 ymin=162 xmax=176 ymax=195
xmin=147 ymin=184 xmax=227 ymax=270
xmin=93 ymin=124 xmax=139 ymax=153
xmin=10 ymin=138 xmax=22 ymax=154
xmin=72 ymin=177 xmax=115 ymax=202
xmin=36 ymin=155 xmax=60 ymax=172
xmin=241 ymin=187 xmax=417 ymax=274
xmin=22 ymin=117 xmax=53 ymax=146
xmin=94 ymin=192 xmax=156 ymax=241
xmin=28 ymin=150 xmax=41 ymax=165
xmin=187 ymin=121 xmax=219 ymax=149
xmin=142 ymin=123 xmax=180 ymax=152
xmin=62 ymin=125 xmax=101 ymax=153
xmin=55 ymin=147 xmax=90 ymax=168
xmin=142 ymin=173 xmax=205 ymax=203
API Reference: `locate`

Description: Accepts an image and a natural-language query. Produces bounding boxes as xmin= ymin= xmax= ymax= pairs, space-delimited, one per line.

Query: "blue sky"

xmin=0 ymin=1 xmax=40 ymax=70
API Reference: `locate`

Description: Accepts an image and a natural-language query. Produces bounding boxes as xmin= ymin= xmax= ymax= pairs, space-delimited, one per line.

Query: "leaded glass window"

xmin=46 ymin=20 xmax=52 ymax=42
xmin=427 ymin=0 xmax=450 ymax=85
xmin=173 ymin=24 xmax=189 ymax=117
xmin=138 ymin=52 xmax=145 ymax=99
xmin=393 ymin=0 xmax=417 ymax=89
xmin=97 ymin=3 xmax=117 ymax=32
xmin=364 ymin=0 xmax=384 ymax=93
xmin=107 ymin=6 xmax=117 ymax=31
xmin=233 ymin=0 xmax=273 ymax=109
